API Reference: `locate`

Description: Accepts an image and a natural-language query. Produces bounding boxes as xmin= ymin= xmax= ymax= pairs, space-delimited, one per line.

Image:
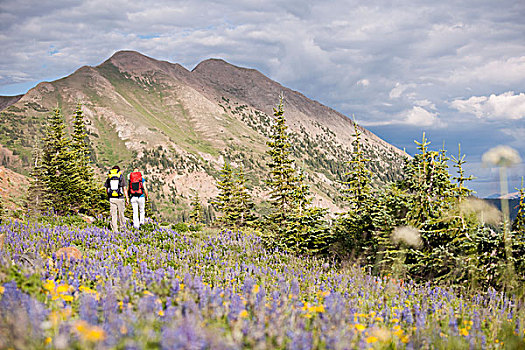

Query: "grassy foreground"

xmin=0 ymin=219 xmax=524 ymax=349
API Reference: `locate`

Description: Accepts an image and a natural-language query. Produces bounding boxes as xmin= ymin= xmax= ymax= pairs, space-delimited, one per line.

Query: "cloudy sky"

xmin=1 ymin=0 xmax=524 ymax=197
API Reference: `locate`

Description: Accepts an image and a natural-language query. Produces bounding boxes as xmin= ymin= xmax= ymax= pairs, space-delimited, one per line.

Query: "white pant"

xmin=131 ymin=196 xmax=146 ymax=228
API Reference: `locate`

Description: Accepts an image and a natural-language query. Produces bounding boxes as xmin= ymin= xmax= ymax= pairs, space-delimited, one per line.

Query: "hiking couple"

xmin=104 ymin=166 xmax=149 ymax=232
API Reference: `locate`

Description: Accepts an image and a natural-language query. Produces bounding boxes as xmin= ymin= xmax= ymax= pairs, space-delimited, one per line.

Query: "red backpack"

xmin=129 ymin=171 xmax=144 ymax=197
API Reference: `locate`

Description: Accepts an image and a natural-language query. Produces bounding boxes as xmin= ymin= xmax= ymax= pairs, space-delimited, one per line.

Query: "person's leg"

xmin=109 ymin=199 xmax=118 ymax=232
xmin=131 ymin=197 xmax=139 ymax=229
xmin=116 ymin=198 xmax=126 ymax=231
xmin=138 ymin=196 xmax=146 ymax=226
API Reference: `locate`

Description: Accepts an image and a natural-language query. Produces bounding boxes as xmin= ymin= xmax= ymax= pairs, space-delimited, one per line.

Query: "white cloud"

xmin=414 ymin=99 xmax=436 ymax=110
xmin=389 ymin=83 xmax=410 ymax=99
xmin=360 ymin=105 xmax=445 ymax=128
xmin=356 ymin=79 xmax=370 ymax=87
xmin=450 ymin=91 xmax=525 ymax=120
xmin=447 ymin=56 xmax=525 ymax=86
xmin=403 ymin=106 xmax=444 ymax=127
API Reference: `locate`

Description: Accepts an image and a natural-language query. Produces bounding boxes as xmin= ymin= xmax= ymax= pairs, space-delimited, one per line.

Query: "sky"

xmin=1 ymin=0 xmax=524 ymax=197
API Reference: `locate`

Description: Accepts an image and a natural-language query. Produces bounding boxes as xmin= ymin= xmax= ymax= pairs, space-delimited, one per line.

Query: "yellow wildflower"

xmin=85 ymin=327 xmax=105 ymax=342
xmin=45 ymin=337 xmax=52 ymax=344
xmin=459 ymin=328 xmax=469 ymax=336
xmin=355 ymin=324 xmax=366 ymax=332
xmin=61 ymin=295 xmax=74 ymax=302
xmin=239 ymin=310 xmax=249 ymax=318
xmin=309 ymin=305 xmax=325 ymax=313
xmin=158 ymin=310 xmax=165 ymax=316
xmin=391 ymin=318 xmax=399 ymax=323
xmin=43 ymin=280 xmax=55 ymax=292
xmin=252 ymin=284 xmax=260 ymax=294
xmin=393 ymin=328 xmax=403 ymax=337
xmin=143 ymin=290 xmax=154 ymax=296
xmin=401 ymin=335 xmax=409 ymax=343
xmin=366 ymin=336 xmax=378 ymax=343
xmin=0 ymin=286 xmax=5 ymax=294
xmin=74 ymin=320 xmax=105 ymax=342
xmin=304 ymin=313 xmax=312 ymax=319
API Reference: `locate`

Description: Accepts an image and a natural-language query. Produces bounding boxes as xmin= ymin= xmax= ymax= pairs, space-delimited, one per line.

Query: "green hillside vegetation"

xmin=12 ymin=99 xmax=524 ymax=296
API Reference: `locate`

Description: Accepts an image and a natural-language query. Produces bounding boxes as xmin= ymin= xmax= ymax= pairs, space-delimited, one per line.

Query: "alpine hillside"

xmin=0 ymin=50 xmax=407 ymax=221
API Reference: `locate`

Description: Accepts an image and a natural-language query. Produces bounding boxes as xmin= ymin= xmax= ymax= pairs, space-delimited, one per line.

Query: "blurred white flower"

xmin=459 ymin=197 xmax=502 ymax=225
xmin=391 ymin=226 xmax=422 ymax=248
xmin=482 ymin=145 xmax=521 ymax=167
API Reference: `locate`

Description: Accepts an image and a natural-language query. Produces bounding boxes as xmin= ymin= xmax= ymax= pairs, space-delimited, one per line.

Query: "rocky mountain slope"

xmin=0 ymin=50 xmax=407 ymax=221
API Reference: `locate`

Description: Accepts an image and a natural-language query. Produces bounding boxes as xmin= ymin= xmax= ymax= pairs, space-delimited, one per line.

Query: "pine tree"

xmin=265 ymin=97 xmax=298 ymax=220
xmin=512 ymin=178 xmax=525 ymax=234
xmin=335 ymin=121 xmax=378 ymax=263
xmin=395 ymin=134 xmax=474 ymax=283
xmin=341 ymin=121 xmax=373 ymax=213
xmin=40 ymin=108 xmax=75 ymax=214
xmin=401 ymin=133 xmax=456 ymax=223
xmin=231 ymin=166 xmax=256 ymax=227
xmin=264 ymin=97 xmax=330 ymax=254
xmin=286 ymin=169 xmax=331 ymax=254
xmin=189 ymin=191 xmax=204 ymax=226
xmin=69 ymin=103 xmax=107 ymax=215
xmin=451 ymin=144 xmax=475 ymax=200
xmin=214 ymin=163 xmax=255 ymax=228
xmin=214 ymin=162 xmax=237 ymax=225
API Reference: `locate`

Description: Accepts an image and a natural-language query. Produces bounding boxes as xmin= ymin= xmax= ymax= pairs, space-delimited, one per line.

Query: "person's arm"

xmin=143 ymin=181 xmax=149 ymax=200
xmin=122 ymin=176 xmax=129 ymax=204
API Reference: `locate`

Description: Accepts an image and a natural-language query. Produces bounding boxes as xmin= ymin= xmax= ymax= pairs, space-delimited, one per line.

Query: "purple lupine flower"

xmin=289 ymin=330 xmax=312 ymax=350
xmin=79 ymin=294 xmax=99 ymax=324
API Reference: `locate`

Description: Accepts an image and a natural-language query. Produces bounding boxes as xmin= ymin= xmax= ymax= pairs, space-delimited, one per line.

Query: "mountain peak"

xmin=102 ymin=50 xmax=158 ymax=68
xmin=192 ymin=58 xmax=261 ymax=76
xmin=108 ymin=50 xmax=150 ymax=61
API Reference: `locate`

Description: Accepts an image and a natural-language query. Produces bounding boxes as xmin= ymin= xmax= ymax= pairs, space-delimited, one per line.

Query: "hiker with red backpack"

xmin=128 ymin=168 xmax=149 ymax=229
xmin=105 ymin=165 xmax=129 ymax=232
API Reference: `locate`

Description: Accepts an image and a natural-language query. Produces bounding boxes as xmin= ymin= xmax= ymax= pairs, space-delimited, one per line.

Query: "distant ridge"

xmin=0 ymin=50 xmax=408 ymax=220
xmin=0 ymin=95 xmax=23 ymax=112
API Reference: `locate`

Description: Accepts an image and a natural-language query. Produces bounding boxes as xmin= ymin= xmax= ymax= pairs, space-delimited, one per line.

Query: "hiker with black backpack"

xmin=128 ymin=167 xmax=149 ymax=229
xmin=104 ymin=165 xmax=129 ymax=232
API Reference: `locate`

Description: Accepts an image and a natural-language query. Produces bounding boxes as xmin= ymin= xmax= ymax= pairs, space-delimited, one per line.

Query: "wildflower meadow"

xmin=1 ymin=219 xmax=524 ymax=349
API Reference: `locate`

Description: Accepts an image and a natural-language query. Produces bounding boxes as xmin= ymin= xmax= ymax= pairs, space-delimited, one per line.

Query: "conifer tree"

xmin=394 ymin=134 xmax=474 ymax=283
xmin=214 ymin=162 xmax=236 ymax=225
xmin=40 ymin=108 xmax=75 ymax=214
xmin=265 ymin=97 xmax=298 ymax=219
xmin=69 ymin=103 xmax=107 ymax=214
xmin=231 ymin=166 xmax=256 ymax=227
xmin=214 ymin=163 xmax=255 ymax=228
xmin=264 ymin=97 xmax=331 ymax=254
xmin=451 ymin=144 xmax=475 ymax=200
xmin=335 ymin=121 xmax=378 ymax=263
xmin=341 ymin=121 xmax=373 ymax=213
xmin=189 ymin=191 xmax=204 ymax=225
xmin=512 ymin=178 xmax=525 ymax=234
xmin=401 ymin=133 xmax=456 ymax=223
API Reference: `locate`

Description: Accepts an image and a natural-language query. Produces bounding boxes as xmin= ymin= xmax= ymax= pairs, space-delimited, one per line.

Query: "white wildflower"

xmin=459 ymin=197 xmax=502 ymax=225
xmin=391 ymin=226 xmax=422 ymax=248
xmin=482 ymin=146 xmax=521 ymax=167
